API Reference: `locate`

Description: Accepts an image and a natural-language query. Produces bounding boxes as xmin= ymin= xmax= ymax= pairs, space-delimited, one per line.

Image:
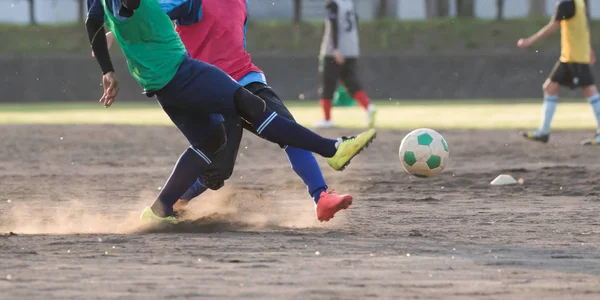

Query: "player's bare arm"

xmin=86 ymin=0 xmax=141 ymax=107
xmin=86 ymin=0 xmax=118 ymax=108
xmin=518 ymin=0 xmax=575 ymax=49
xmin=92 ymin=32 xmax=115 ymax=57
xmin=517 ymin=17 xmax=560 ymax=48
xmin=106 ymin=32 xmax=116 ymax=50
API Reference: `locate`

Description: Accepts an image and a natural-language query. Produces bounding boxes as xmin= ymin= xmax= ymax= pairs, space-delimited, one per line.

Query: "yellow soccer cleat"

xmin=327 ymin=129 xmax=376 ymax=171
xmin=140 ymin=207 xmax=179 ymax=225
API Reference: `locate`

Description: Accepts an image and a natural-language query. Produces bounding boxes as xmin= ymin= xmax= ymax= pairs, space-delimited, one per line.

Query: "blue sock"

xmin=285 ymin=146 xmax=327 ymax=204
xmin=587 ymin=93 xmax=600 ymax=129
xmin=257 ymin=110 xmax=338 ymax=157
xmin=150 ymin=147 xmax=211 ymax=217
xmin=539 ymin=94 xmax=559 ymax=134
xmin=180 ymin=178 xmax=208 ymax=202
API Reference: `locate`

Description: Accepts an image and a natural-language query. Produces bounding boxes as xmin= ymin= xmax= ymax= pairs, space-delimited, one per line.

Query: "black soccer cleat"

xmin=521 ymin=131 xmax=549 ymax=144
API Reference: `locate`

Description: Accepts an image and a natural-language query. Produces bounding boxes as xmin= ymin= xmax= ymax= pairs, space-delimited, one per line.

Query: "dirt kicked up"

xmin=1 ymin=125 xmax=599 ymax=299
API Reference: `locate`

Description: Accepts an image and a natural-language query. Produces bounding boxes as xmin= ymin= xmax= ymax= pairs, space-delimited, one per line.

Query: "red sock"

xmin=352 ymin=90 xmax=371 ymax=110
xmin=320 ymin=99 xmax=332 ymax=121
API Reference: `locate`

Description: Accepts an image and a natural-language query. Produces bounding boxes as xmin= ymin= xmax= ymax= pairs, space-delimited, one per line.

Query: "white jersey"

xmin=320 ymin=0 xmax=360 ymax=58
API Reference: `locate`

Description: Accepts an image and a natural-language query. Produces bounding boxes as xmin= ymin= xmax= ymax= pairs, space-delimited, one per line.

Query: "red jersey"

xmin=174 ymin=0 xmax=262 ymax=82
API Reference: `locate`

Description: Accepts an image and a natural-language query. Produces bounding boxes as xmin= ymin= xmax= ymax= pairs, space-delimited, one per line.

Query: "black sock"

xmin=234 ymin=87 xmax=338 ymax=157
xmin=256 ymin=110 xmax=338 ymax=157
xmin=150 ymin=147 xmax=211 ymax=217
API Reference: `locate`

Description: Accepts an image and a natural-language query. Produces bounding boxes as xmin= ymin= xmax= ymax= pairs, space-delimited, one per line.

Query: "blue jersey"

xmin=87 ymin=0 xmax=201 ymax=24
xmin=87 ymin=0 xmax=127 ymax=22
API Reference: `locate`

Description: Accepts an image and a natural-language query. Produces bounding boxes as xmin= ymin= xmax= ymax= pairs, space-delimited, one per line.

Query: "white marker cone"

xmin=490 ymin=174 xmax=518 ymax=186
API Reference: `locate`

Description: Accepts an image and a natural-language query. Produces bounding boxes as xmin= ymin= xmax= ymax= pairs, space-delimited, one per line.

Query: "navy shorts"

xmin=199 ymin=82 xmax=295 ymax=189
xmin=154 ymin=55 xmax=241 ymax=149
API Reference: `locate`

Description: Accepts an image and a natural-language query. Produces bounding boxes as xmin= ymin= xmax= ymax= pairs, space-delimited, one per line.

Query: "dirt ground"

xmin=1 ymin=125 xmax=599 ymax=300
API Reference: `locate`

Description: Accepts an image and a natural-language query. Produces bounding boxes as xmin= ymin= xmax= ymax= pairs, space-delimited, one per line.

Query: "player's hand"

xmin=333 ymin=49 xmax=345 ymax=65
xmin=517 ymin=38 xmax=532 ymax=49
xmin=92 ymin=32 xmax=115 ymax=57
xmin=591 ymin=50 xmax=596 ymax=66
xmin=100 ymin=72 xmax=119 ymax=108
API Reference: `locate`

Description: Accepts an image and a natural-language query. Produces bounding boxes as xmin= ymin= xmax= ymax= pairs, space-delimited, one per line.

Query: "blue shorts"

xmin=155 ymin=55 xmax=241 ymax=147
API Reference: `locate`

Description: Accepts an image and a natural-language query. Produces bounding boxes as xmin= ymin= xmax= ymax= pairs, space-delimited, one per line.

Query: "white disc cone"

xmin=490 ymin=174 xmax=518 ymax=186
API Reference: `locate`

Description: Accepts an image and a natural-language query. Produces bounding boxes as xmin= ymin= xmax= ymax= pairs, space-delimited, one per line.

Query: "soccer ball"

xmin=398 ymin=128 xmax=449 ymax=178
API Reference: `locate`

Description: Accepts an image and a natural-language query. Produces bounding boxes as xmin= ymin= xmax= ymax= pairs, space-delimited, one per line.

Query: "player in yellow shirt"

xmin=518 ymin=0 xmax=600 ymax=145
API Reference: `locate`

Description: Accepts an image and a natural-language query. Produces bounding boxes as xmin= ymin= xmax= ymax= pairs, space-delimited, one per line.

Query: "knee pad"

xmin=197 ymin=117 xmax=242 ymax=190
xmin=192 ymin=122 xmax=227 ymax=156
xmin=199 ymin=175 xmax=225 ymax=191
xmin=244 ymin=83 xmax=295 ymax=121
xmin=256 ymin=89 xmax=295 ymax=121
xmin=244 ymin=82 xmax=270 ymax=95
xmin=200 ymin=160 xmax=234 ymax=191
xmin=233 ymin=87 xmax=267 ymax=121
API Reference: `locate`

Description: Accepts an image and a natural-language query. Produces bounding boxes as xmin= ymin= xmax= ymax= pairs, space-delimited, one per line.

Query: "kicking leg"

xmin=284 ymin=146 xmax=352 ymax=221
xmin=157 ymin=57 xmax=375 ymax=171
xmin=246 ymin=83 xmax=353 ymax=221
xmin=232 ymin=87 xmax=375 ymax=170
xmin=246 ymin=83 xmax=330 ymax=201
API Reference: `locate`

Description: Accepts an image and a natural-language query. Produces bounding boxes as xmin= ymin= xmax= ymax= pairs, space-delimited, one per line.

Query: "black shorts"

xmin=549 ymin=61 xmax=595 ymax=89
xmin=198 ymin=82 xmax=294 ymax=190
xmin=319 ymin=56 xmax=362 ymax=99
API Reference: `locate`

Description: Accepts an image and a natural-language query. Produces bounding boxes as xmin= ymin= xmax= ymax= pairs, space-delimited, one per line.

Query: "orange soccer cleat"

xmin=315 ymin=190 xmax=353 ymax=222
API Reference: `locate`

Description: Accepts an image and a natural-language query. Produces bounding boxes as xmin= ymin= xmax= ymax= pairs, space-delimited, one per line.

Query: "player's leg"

xmin=178 ymin=82 xmax=353 ymax=221
xmin=341 ymin=58 xmax=376 ymax=128
xmin=167 ymin=57 xmax=375 ymax=171
xmin=522 ymin=61 xmax=565 ymax=143
xmin=141 ymin=107 xmax=226 ymax=221
xmin=175 ymin=115 xmax=243 ymax=210
xmin=315 ymin=56 xmax=338 ymax=128
xmin=245 ymin=82 xmax=352 ymax=221
xmin=143 ymin=55 xmax=364 ymax=222
xmin=575 ymin=64 xmax=600 ymax=145
xmin=246 ymin=83 xmax=328 ymax=203
xmin=197 ymin=116 xmax=243 ymax=191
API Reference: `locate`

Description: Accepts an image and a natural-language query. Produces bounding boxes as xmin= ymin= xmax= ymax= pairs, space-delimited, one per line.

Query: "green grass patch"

xmin=0 ymin=100 xmax=597 ymax=130
xmin=1 ymin=18 xmax=596 ymax=53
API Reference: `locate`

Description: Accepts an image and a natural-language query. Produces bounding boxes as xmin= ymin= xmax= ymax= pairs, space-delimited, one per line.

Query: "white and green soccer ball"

xmin=398 ymin=128 xmax=449 ymax=178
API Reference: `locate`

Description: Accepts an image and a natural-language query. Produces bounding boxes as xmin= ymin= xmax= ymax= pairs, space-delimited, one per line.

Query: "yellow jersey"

xmin=560 ymin=0 xmax=591 ymax=64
